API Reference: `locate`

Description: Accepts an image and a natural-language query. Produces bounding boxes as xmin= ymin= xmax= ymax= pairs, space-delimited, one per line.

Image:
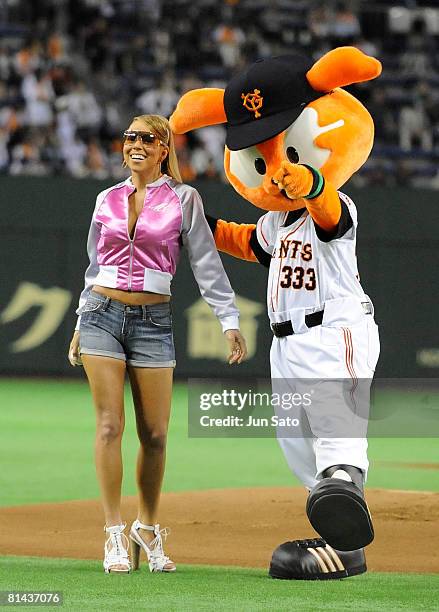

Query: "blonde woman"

xmin=68 ymin=115 xmax=247 ymax=574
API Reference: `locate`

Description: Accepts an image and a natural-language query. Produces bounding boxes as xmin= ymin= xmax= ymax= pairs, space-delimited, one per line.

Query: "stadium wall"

xmin=1 ymin=176 xmax=438 ymax=378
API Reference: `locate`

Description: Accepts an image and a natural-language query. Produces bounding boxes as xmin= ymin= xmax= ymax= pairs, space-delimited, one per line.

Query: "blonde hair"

xmin=132 ymin=114 xmax=182 ymax=183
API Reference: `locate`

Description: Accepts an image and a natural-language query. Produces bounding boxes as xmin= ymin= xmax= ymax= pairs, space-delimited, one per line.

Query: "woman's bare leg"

xmin=127 ymin=366 xmax=173 ymax=543
xmin=82 ymin=355 xmax=126 ymax=527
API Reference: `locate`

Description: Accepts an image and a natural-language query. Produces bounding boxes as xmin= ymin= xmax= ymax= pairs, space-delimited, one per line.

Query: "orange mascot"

xmin=171 ymin=47 xmax=382 ymax=580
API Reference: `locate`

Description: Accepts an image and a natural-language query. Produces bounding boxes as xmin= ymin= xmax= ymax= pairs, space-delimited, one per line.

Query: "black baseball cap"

xmin=224 ymin=54 xmax=325 ymax=151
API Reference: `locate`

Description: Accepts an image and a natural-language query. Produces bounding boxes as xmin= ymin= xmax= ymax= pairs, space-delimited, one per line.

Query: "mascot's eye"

xmin=283 ymin=108 xmax=332 ymax=170
xmin=286 ymin=147 xmax=299 ymax=164
xmin=254 ymin=158 xmax=266 ymax=175
xmin=229 ymin=146 xmax=266 ymax=188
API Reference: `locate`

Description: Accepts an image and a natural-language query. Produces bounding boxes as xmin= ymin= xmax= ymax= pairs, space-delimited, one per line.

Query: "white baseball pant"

xmin=270 ymin=315 xmax=380 ymax=489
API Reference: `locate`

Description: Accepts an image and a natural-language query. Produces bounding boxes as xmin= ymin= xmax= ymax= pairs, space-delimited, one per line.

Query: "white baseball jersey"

xmin=254 ymin=192 xmax=368 ymax=330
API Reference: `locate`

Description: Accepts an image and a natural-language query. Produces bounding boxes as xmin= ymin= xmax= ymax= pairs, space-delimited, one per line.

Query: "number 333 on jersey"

xmin=254 ymin=192 xmax=363 ymax=316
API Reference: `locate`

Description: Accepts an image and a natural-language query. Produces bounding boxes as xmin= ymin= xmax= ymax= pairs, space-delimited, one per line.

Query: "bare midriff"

xmin=92 ymin=285 xmax=170 ymax=305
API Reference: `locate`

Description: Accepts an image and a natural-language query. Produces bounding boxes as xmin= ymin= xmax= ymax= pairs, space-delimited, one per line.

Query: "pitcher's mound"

xmin=1 ymin=487 xmax=438 ymax=573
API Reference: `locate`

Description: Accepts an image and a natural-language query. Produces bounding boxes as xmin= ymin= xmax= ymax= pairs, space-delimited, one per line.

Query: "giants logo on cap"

xmin=241 ymin=89 xmax=263 ymax=119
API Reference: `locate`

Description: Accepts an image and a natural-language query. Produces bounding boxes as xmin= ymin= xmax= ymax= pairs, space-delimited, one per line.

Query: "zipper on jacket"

xmin=126 ymin=186 xmax=145 ymax=292
xmin=128 ymin=239 xmax=134 ymax=291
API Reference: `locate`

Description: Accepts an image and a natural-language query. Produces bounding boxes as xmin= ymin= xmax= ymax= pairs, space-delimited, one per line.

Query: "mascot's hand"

xmin=271 ymin=161 xmax=314 ymax=200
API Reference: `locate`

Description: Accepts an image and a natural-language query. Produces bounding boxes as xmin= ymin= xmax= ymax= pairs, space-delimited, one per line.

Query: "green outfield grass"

xmin=1 ymin=557 xmax=438 ymax=612
xmin=1 ymin=378 xmax=438 ymax=611
xmin=0 ymin=378 xmax=438 ymax=506
xmin=0 ymin=379 xmax=439 ymax=506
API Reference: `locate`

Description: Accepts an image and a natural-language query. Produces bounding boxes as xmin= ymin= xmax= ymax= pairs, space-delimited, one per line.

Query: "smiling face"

xmin=224 ymin=88 xmax=375 ymax=211
xmin=122 ymin=118 xmax=169 ymax=176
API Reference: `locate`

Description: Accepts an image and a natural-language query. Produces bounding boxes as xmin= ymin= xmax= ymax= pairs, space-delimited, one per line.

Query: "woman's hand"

xmin=224 ymin=329 xmax=248 ymax=365
xmin=68 ymin=330 xmax=82 ymax=366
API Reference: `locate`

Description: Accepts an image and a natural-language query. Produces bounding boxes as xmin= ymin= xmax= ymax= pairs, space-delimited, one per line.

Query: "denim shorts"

xmin=79 ymin=291 xmax=175 ymax=368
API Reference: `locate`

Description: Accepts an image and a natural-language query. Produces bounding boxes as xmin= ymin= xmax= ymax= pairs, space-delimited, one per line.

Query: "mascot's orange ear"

xmin=307 ymin=46 xmax=382 ymax=92
xmin=169 ymin=88 xmax=226 ymax=134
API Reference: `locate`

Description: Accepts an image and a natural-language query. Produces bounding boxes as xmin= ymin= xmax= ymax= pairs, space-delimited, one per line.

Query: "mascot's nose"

xmin=263 ymin=175 xmax=281 ymax=196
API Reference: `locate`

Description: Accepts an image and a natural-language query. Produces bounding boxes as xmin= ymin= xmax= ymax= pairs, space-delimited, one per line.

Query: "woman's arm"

xmin=74 ymin=195 xmax=103 ymax=330
xmin=180 ymin=187 xmax=240 ymax=333
xmin=69 ymin=198 xmax=101 ymax=367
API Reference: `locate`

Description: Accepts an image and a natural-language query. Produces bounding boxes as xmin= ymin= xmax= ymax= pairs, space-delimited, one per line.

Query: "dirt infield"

xmin=1 ymin=488 xmax=438 ymax=573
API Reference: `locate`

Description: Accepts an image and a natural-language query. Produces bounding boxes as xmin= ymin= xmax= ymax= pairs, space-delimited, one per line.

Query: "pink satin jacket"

xmin=76 ymin=175 xmax=239 ymax=331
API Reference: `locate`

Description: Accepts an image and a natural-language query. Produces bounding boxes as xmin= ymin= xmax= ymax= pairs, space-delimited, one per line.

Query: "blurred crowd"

xmin=2 ymin=0 xmax=439 ymax=188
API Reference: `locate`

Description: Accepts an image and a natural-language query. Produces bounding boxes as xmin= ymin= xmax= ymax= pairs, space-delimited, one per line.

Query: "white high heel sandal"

xmin=130 ymin=520 xmax=176 ymax=572
xmin=103 ymin=524 xmax=131 ymax=574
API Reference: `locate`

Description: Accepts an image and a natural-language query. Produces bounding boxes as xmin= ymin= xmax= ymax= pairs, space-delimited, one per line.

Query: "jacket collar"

xmin=124 ymin=174 xmax=170 ymax=189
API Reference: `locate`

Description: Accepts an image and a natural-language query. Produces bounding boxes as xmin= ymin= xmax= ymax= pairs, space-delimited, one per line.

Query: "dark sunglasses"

xmin=123 ymin=130 xmax=167 ymax=146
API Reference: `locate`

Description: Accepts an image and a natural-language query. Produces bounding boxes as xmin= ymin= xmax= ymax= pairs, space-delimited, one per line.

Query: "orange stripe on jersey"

xmin=259 ymin=216 xmax=269 ymax=246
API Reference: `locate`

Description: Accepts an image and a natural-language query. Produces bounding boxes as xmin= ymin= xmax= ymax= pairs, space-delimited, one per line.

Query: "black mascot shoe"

xmin=269 ymin=538 xmax=366 ymax=580
xmin=306 ymin=467 xmax=374 ymax=551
